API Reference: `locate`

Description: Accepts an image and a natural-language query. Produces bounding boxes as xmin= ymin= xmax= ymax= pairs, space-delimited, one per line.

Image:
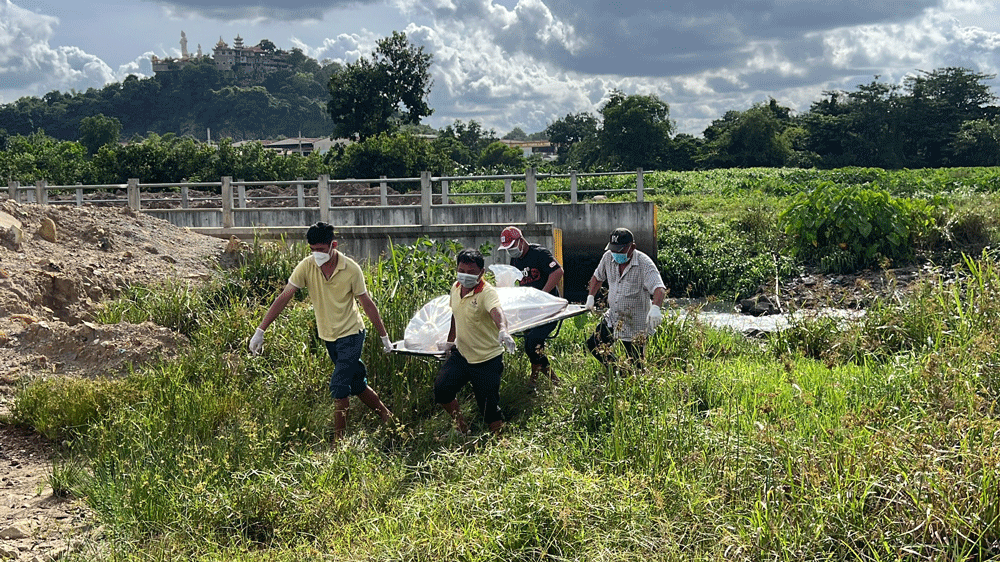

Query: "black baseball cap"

xmin=605 ymin=228 xmax=634 ymax=252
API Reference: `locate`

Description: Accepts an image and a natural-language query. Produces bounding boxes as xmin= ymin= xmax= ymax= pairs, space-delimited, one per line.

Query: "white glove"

xmin=437 ymin=341 xmax=456 ymax=352
xmin=647 ymin=304 xmax=663 ymax=332
xmin=499 ymin=330 xmax=516 ymax=354
xmin=585 ymin=295 xmax=595 ymax=311
xmin=380 ymin=335 xmax=394 ymax=353
xmin=249 ymin=327 xmax=265 ymax=355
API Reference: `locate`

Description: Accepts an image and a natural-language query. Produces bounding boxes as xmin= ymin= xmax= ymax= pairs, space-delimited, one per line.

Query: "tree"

xmin=699 ymin=101 xmax=792 ymax=168
xmin=478 ymin=141 xmax=525 ymax=172
xmin=327 ymin=31 xmax=433 ymax=140
xmin=948 ymin=117 xmax=1000 ymax=166
xmin=545 ymin=112 xmax=597 ymax=162
xmin=596 ymin=91 xmax=673 ymax=170
xmin=800 ymin=80 xmax=907 ymax=168
xmin=436 ymin=120 xmax=497 ymax=165
xmin=78 ymin=114 xmax=121 ymax=156
xmin=663 ymin=133 xmax=701 ymax=171
xmin=257 ymin=39 xmax=277 ymax=52
xmin=333 ymin=132 xmax=453 ymax=188
xmin=901 ymin=67 xmax=997 ymax=166
xmin=502 ymin=127 xmax=528 ymax=140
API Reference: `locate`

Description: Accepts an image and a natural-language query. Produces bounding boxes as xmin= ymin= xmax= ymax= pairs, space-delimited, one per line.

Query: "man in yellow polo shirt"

xmin=435 ymin=249 xmax=516 ymax=435
xmin=249 ymin=222 xmax=396 ymax=442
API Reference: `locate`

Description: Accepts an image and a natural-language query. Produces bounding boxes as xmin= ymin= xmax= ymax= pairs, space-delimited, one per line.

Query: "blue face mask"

xmin=612 ymin=251 xmax=630 ymax=264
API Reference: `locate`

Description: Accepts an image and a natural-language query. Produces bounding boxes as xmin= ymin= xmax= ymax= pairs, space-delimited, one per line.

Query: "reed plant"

xmin=9 ymin=239 xmax=1000 ymax=560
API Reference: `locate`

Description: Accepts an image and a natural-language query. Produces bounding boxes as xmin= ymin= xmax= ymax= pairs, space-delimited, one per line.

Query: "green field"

xmin=8 ymin=168 xmax=1000 ymax=561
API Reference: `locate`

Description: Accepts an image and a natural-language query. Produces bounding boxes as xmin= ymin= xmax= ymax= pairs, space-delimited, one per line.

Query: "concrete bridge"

xmin=6 ymin=169 xmax=657 ymax=300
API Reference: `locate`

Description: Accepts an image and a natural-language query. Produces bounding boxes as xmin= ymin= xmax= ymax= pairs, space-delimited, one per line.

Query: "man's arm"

xmin=652 ymin=286 xmax=666 ymax=307
xmin=257 ymin=283 xmax=297 ymax=331
xmin=588 ymin=275 xmax=603 ymax=297
xmin=541 ymin=268 xmax=564 ymax=295
xmin=357 ymin=292 xmax=388 ymax=338
xmin=489 ymin=306 xmax=508 ymax=333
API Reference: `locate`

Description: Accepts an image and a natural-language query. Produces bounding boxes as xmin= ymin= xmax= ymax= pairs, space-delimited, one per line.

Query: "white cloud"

xmin=0 ymin=0 xmax=116 ymax=100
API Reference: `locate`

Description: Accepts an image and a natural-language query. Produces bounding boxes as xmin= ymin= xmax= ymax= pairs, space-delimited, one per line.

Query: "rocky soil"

xmin=0 ymin=200 xmax=227 ymax=561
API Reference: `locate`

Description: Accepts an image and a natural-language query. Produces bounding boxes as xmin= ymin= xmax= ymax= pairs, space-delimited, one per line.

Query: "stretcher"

xmin=391 ymin=287 xmax=590 ymax=358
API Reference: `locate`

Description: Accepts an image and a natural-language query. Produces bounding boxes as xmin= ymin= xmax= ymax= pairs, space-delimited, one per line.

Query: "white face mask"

xmin=456 ymin=272 xmax=480 ymax=288
xmin=312 ymin=246 xmax=334 ymax=267
xmin=507 ymin=244 xmax=523 ymax=259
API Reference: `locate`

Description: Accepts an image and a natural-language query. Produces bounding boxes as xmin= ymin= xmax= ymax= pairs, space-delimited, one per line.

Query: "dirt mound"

xmin=0 ymin=200 xmax=226 ymax=560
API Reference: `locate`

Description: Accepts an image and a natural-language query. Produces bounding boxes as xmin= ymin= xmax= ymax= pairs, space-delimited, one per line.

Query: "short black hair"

xmin=457 ymin=248 xmax=485 ymax=270
xmin=306 ymin=222 xmax=335 ymax=245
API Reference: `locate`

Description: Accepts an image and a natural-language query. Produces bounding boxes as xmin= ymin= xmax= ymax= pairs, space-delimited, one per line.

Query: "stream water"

xmin=664 ymin=299 xmax=865 ymax=334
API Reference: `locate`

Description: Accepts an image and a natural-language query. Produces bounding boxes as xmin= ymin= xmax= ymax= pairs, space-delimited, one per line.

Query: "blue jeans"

xmin=324 ymin=330 xmax=368 ymax=399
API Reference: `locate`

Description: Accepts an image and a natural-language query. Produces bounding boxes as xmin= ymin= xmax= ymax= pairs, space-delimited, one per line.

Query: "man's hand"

xmin=499 ymin=330 xmax=516 ymax=354
xmin=647 ymin=305 xmax=664 ymax=332
xmin=585 ymin=295 xmax=595 ymax=311
xmin=249 ymin=327 xmax=265 ymax=355
xmin=437 ymin=341 xmax=456 ymax=353
xmin=380 ymin=335 xmax=394 ymax=353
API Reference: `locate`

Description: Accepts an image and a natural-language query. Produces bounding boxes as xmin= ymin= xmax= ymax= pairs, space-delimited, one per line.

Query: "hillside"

xmin=0 ymin=55 xmax=339 ymax=142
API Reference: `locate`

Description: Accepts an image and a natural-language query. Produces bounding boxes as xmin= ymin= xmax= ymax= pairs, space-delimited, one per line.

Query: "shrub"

xmin=779 ymin=182 xmax=934 ymax=272
xmin=657 ymin=214 xmax=797 ymax=299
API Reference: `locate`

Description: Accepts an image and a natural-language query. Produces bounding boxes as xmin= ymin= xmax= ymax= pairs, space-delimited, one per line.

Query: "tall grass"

xmin=9 ymin=239 xmax=1000 ymax=560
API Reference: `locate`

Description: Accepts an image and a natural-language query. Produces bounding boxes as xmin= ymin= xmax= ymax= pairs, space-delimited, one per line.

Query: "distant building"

xmin=499 ymin=139 xmax=557 ymax=160
xmin=260 ymin=137 xmax=347 ymax=156
xmin=152 ymin=32 xmax=291 ymax=77
xmin=211 ymin=35 xmax=290 ymax=75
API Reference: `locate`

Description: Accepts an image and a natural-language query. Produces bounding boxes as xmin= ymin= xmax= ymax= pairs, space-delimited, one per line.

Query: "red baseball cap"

xmin=499 ymin=226 xmax=522 ymax=250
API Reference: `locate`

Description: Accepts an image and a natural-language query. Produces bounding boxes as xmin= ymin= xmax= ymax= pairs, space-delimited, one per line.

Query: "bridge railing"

xmin=5 ymin=168 xmax=649 ymax=227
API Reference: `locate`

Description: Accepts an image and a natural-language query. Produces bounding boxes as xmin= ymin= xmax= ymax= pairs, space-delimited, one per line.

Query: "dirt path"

xmin=1 ymin=200 xmax=227 ymax=560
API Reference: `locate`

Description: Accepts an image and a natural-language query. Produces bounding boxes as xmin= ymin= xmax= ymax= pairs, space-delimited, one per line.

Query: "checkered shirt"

xmin=592 ymin=249 xmax=666 ymax=341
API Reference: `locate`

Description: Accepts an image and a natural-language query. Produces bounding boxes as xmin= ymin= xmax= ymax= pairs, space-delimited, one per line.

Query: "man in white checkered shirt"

xmin=584 ymin=227 xmax=666 ymax=367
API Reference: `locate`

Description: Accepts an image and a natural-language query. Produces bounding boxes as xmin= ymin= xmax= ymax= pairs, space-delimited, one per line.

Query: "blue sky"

xmin=2 ymin=0 xmax=999 ymax=136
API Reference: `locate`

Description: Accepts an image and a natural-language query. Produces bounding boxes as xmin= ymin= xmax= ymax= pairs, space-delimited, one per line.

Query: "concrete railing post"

xmin=221 ymin=176 xmax=233 ymax=229
xmin=636 ymin=168 xmax=644 ymax=203
xmin=420 ymin=171 xmax=432 ymax=226
xmin=126 ymin=179 xmax=139 ymax=211
xmin=504 ymin=179 xmax=513 ymax=203
xmin=318 ymin=174 xmax=330 ymax=224
xmin=181 ymin=185 xmax=189 ymax=209
xmin=441 ymin=180 xmax=449 ymax=205
xmin=379 ymin=176 xmax=388 ymax=206
xmin=296 ymin=179 xmax=304 ymax=207
xmin=237 ymin=180 xmax=247 ymax=209
xmin=75 ymin=184 xmax=83 ymax=206
xmin=570 ymin=170 xmax=578 ymax=204
xmin=525 ymin=167 xmax=538 ymax=224
xmin=9 ymin=181 xmax=18 ymax=203
xmin=35 ymin=180 xmax=47 ymax=205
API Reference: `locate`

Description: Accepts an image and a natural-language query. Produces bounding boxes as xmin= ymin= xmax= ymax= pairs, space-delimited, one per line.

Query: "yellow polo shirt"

xmin=450 ymin=279 xmax=503 ymax=364
xmin=288 ymin=253 xmax=367 ymax=342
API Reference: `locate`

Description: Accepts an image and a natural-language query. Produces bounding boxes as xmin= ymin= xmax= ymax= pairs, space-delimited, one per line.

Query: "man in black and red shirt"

xmin=498 ymin=226 xmax=564 ymax=388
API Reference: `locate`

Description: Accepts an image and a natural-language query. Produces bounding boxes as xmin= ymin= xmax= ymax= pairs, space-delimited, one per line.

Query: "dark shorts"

xmin=434 ymin=350 xmax=504 ymax=425
xmin=324 ymin=330 xmax=368 ymax=400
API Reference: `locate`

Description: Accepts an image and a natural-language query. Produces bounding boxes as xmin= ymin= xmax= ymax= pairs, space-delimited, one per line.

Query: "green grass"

xmin=8 ymin=171 xmax=1000 ymax=560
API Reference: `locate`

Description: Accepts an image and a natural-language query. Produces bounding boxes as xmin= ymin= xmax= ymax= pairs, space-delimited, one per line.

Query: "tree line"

xmin=546 ymin=68 xmax=1000 ymax=171
xmin=1 ymin=28 xmax=998 ymax=184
